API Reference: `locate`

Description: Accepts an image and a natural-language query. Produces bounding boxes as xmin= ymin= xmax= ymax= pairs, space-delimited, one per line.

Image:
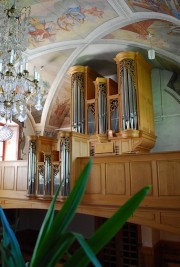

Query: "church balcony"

xmin=0 ymin=150 xmax=179 ymax=235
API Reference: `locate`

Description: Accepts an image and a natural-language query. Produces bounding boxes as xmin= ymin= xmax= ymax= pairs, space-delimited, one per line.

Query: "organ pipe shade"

xmin=110 ymin=99 xmax=119 ymax=132
xmin=87 ymin=103 xmax=96 ymax=134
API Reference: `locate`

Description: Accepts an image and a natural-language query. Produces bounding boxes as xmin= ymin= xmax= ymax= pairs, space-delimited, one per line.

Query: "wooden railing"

xmin=0 ymin=151 xmax=180 ymax=234
xmin=74 ymin=151 xmax=180 ymax=235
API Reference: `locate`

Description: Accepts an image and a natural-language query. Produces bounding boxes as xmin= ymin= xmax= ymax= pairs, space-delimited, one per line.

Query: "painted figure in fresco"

xmin=122 ymin=20 xmax=155 ymax=39
xmin=57 ymin=5 xmax=104 ymax=31
xmin=82 ymin=6 xmax=104 ymax=18
xmin=128 ymin=0 xmax=180 ymax=18
xmin=49 ymin=98 xmax=70 ymax=128
xmin=57 ymin=6 xmax=85 ymax=31
xmin=28 ymin=17 xmax=57 ymax=45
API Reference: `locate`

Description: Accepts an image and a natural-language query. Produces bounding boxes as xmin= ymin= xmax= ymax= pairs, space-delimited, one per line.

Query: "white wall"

xmin=151 ymin=69 xmax=180 ymax=152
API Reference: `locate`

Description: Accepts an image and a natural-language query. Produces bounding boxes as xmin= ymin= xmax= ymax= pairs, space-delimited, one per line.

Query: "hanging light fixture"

xmin=148 ymin=33 xmax=155 ymax=60
xmin=0 ymin=0 xmax=42 ymax=125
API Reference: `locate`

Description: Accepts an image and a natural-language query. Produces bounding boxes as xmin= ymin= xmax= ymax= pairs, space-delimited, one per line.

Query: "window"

xmin=0 ymin=122 xmax=19 ymax=161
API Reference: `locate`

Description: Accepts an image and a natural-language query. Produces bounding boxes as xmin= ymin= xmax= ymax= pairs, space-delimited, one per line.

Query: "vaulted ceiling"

xmin=24 ymin=0 xmax=180 ymax=136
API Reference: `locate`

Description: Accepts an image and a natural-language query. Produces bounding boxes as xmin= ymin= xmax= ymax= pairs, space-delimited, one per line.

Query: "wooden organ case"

xmin=69 ymin=51 xmax=156 ymax=155
xmin=27 ymin=135 xmax=61 ymax=198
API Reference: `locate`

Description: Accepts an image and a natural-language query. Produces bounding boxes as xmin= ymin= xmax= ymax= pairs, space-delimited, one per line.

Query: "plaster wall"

xmin=151 ymin=69 xmax=180 ymax=152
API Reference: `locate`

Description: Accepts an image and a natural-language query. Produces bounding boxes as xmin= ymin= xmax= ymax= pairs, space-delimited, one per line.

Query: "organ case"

xmin=68 ymin=52 xmax=156 ymax=154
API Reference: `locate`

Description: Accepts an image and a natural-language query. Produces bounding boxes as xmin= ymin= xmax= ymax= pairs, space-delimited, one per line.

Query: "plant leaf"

xmin=33 ymin=232 xmax=102 ymax=267
xmin=30 ymin=182 xmax=62 ymax=265
xmin=73 ymin=233 xmax=102 ymax=267
xmin=30 ymin=158 xmax=92 ymax=267
xmin=0 ymin=208 xmax=25 ymax=267
xmin=33 ymin=232 xmax=75 ymax=267
xmin=64 ymin=185 xmax=151 ymax=267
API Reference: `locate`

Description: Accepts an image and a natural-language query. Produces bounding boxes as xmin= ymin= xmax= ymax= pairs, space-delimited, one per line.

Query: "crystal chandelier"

xmin=0 ymin=0 xmax=42 ymax=124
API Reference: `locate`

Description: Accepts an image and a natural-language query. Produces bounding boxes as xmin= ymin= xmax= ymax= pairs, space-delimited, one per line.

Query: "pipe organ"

xmin=27 ymin=136 xmax=61 ymax=198
xmin=27 ymin=51 xmax=156 ymax=199
xmin=69 ymin=51 xmax=156 ymax=154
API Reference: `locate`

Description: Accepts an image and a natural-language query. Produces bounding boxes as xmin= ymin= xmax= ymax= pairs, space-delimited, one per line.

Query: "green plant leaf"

xmin=30 ymin=181 xmax=62 ymax=265
xmin=34 ymin=232 xmax=75 ymax=267
xmin=30 ymin=158 xmax=92 ymax=267
xmin=73 ymin=233 xmax=102 ymax=267
xmin=64 ymin=185 xmax=151 ymax=267
xmin=0 ymin=208 xmax=25 ymax=267
xmin=35 ymin=232 xmax=102 ymax=267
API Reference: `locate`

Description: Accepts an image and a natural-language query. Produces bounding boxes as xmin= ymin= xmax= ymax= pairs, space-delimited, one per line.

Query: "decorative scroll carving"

xmin=27 ymin=140 xmax=37 ymax=195
xmin=110 ymin=99 xmax=119 ymax=132
xmin=87 ymin=103 xmax=96 ymax=134
xmin=53 ymin=164 xmax=60 ymax=194
xmin=72 ymin=72 xmax=85 ymax=133
xmin=110 ymin=99 xmax=118 ymax=113
xmin=88 ymin=103 xmax=95 ymax=115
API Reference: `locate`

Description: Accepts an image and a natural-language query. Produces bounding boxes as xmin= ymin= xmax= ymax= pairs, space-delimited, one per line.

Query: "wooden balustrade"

xmin=0 ymin=151 xmax=179 ymax=234
xmin=74 ymin=151 xmax=180 ymax=234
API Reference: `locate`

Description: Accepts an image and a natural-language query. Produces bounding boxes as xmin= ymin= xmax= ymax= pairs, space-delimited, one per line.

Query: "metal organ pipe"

xmin=98 ymin=83 xmax=107 ymax=134
xmin=72 ymin=73 xmax=85 ymax=133
xmin=73 ymin=79 xmax=78 ymax=131
xmin=27 ymin=140 xmax=37 ymax=195
xmin=60 ymin=137 xmax=70 ymax=196
xmin=45 ymin=155 xmax=51 ymax=195
xmin=120 ymin=60 xmax=138 ymax=130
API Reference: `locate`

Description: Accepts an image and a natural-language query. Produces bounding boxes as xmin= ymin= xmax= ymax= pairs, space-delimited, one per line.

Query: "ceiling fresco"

xmin=28 ymin=0 xmax=117 ymax=48
xmin=48 ymin=74 xmax=71 ymax=129
xmin=14 ymin=0 xmax=180 ymax=135
xmin=126 ymin=0 xmax=180 ymax=19
xmin=28 ymin=48 xmax=74 ymax=123
xmin=103 ymin=19 xmax=180 ymax=56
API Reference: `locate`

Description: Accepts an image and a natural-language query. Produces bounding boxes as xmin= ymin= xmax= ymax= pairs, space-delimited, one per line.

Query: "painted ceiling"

xmin=20 ymin=0 xmax=180 ymax=135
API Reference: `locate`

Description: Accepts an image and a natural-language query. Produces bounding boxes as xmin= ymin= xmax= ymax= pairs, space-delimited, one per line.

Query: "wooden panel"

xmin=133 ymin=211 xmax=156 ymax=222
xmin=158 ymin=160 xmax=180 ymax=196
xmin=160 ymin=212 xmax=180 ymax=229
xmin=73 ymin=138 xmax=81 ymax=155
xmin=80 ymin=140 xmax=89 ymax=157
xmin=86 ymin=163 xmax=102 ymax=194
xmin=3 ymin=167 xmax=15 ymax=190
xmin=106 ymin=163 xmax=126 ymax=195
xmin=16 ymin=166 xmax=28 ymax=191
xmin=130 ymin=161 xmax=153 ymax=195
xmin=121 ymin=139 xmax=132 ymax=153
xmin=95 ymin=142 xmax=114 ymax=154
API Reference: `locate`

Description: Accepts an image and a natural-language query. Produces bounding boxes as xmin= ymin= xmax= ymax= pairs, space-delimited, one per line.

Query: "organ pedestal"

xmin=68 ymin=51 xmax=156 ymax=155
